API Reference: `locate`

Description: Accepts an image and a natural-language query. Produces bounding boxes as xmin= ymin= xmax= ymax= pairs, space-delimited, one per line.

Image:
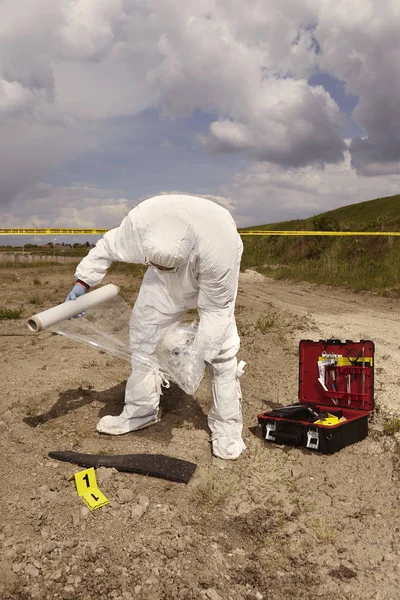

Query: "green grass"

xmin=0 ymin=307 xmax=22 ymax=320
xmin=383 ymin=418 xmax=400 ymax=436
xmin=239 ymin=193 xmax=400 ymax=233
xmin=240 ymin=194 xmax=400 ymax=295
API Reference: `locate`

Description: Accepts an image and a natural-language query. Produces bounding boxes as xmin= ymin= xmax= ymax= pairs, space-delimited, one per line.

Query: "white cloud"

xmin=314 ymin=0 xmax=400 ymax=175
xmin=1 ymin=156 xmax=397 ymax=234
xmin=0 ymin=0 xmax=399 ymax=221
xmin=1 ymin=183 xmax=131 ymax=228
xmin=0 ymin=79 xmax=38 ymax=115
xmin=147 ymin=2 xmax=345 ymax=165
xmin=225 ymin=152 xmax=400 ymax=226
xmin=200 ymin=80 xmax=345 ymax=166
xmin=58 ymin=0 xmax=125 ymax=59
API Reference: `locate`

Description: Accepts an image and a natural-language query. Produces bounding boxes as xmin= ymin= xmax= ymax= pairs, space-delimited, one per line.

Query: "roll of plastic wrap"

xmin=27 ymin=284 xmax=120 ymax=332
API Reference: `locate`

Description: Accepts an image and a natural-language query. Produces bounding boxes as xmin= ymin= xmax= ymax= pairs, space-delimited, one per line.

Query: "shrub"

xmin=0 ymin=307 xmax=22 ymax=320
xmin=312 ymin=216 xmax=340 ymax=231
xmin=383 ymin=418 xmax=400 ymax=436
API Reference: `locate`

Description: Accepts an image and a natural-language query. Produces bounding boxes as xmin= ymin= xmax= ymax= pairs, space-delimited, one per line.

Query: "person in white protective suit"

xmin=66 ymin=194 xmax=246 ymax=460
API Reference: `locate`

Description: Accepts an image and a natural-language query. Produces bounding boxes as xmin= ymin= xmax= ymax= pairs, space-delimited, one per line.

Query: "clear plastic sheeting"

xmin=154 ymin=321 xmax=205 ymax=395
xmin=49 ymin=296 xmax=205 ymax=395
xmin=49 ymin=295 xmax=132 ymax=362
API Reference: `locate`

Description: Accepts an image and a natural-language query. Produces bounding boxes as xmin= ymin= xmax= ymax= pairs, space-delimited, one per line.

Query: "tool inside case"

xmin=300 ymin=339 xmax=374 ymax=413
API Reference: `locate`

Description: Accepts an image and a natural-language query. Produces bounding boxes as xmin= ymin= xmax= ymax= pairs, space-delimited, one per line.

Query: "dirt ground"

xmin=1 ymin=264 xmax=400 ymax=600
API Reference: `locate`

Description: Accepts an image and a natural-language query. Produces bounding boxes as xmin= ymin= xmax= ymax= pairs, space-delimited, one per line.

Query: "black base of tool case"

xmin=258 ymin=339 xmax=374 ymax=454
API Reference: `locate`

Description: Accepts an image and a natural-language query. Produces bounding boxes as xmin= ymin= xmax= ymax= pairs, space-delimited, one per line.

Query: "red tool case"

xmin=258 ymin=339 xmax=374 ymax=453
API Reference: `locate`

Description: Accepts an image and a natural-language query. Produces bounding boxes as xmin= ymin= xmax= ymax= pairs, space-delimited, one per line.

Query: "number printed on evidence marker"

xmin=74 ymin=468 xmax=98 ymax=496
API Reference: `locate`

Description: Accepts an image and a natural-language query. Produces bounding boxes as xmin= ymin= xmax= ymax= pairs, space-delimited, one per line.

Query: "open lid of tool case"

xmin=299 ymin=339 xmax=374 ymax=413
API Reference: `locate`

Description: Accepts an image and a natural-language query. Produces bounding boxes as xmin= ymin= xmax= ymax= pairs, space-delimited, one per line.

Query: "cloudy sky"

xmin=1 ymin=0 xmax=400 ymax=245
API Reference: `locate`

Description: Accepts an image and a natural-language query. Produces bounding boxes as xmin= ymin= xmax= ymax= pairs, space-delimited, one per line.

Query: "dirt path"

xmin=1 ymin=266 xmax=399 ymax=600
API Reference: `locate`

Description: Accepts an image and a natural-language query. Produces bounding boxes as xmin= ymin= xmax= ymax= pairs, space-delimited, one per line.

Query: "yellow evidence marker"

xmin=70 ymin=467 xmax=109 ymax=511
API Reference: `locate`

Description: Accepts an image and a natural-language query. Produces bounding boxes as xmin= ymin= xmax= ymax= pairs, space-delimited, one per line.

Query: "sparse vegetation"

xmin=28 ymin=297 xmax=42 ymax=305
xmin=108 ymin=263 xmax=147 ymax=277
xmin=0 ymin=261 xmax=61 ymax=269
xmin=255 ymin=312 xmax=278 ymax=333
xmin=310 ymin=517 xmax=336 ymax=543
xmin=193 ymin=474 xmax=233 ymax=506
xmin=0 ymin=307 xmax=22 ymax=320
xmin=383 ymin=418 xmax=400 ymax=436
xmin=237 ymin=306 xmax=315 ymax=339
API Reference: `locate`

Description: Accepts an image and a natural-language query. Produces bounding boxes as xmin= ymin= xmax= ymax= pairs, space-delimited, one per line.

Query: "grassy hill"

xmin=240 ymin=194 xmax=400 ymax=295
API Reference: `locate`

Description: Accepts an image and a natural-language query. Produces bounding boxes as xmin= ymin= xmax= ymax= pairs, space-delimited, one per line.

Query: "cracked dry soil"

xmin=1 ymin=265 xmax=400 ymax=600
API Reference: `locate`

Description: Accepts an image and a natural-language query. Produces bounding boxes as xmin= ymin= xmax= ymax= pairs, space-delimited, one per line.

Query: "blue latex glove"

xmin=65 ymin=283 xmax=87 ymax=302
xmin=65 ymin=283 xmax=87 ymax=318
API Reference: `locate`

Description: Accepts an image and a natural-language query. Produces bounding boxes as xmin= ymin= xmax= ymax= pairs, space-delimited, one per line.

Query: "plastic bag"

xmin=154 ymin=321 xmax=205 ymax=395
xmin=50 ymin=294 xmax=205 ymax=395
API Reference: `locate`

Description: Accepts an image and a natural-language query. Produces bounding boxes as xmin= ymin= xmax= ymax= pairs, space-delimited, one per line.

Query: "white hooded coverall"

xmin=74 ymin=194 xmax=245 ymax=460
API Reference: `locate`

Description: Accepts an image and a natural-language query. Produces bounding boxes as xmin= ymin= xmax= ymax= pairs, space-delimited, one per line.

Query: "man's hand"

xmin=65 ymin=283 xmax=87 ymax=302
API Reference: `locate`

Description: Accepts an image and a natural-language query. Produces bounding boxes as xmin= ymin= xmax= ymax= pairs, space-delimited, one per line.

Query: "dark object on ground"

xmin=48 ymin=450 xmax=197 ymax=483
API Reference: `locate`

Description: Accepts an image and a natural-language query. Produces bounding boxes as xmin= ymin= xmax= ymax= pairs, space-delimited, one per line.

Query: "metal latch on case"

xmin=265 ymin=421 xmax=276 ymax=441
xmin=306 ymin=428 xmax=319 ymax=450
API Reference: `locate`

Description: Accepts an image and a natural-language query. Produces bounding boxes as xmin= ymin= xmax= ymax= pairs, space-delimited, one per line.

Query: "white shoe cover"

xmin=212 ymin=435 xmax=246 ymax=460
xmin=96 ymin=413 xmax=159 ymax=435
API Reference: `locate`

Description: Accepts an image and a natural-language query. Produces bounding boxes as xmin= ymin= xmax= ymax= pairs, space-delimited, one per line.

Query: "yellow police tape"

xmin=239 ymin=230 xmax=400 ymax=236
xmin=2 ymin=228 xmax=400 ymax=236
xmin=0 ymin=228 xmax=108 ymax=235
xmin=69 ymin=467 xmax=109 ymax=511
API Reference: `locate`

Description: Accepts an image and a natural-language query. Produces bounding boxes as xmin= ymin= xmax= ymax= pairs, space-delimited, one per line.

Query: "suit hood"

xmin=141 ymin=216 xmax=195 ymax=269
